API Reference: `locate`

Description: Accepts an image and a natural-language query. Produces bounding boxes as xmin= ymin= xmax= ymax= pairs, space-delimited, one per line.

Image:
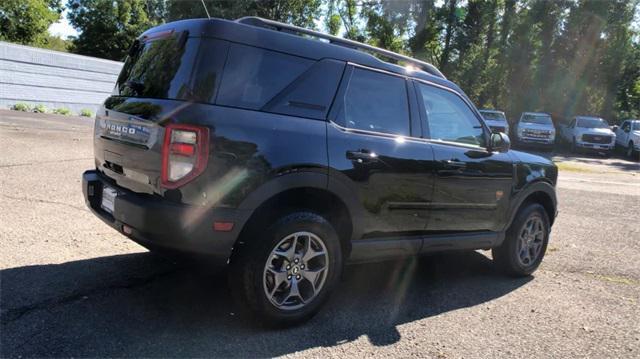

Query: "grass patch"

xmin=79 ymin=108 xmax=94 ymax=117
xmin=554 ymin=161 xmax=595 ymax=173
xmin=12 ymin=103 xmax=31 ymax=112
xmin=588 ymin=273 xmax=638 ymax=286
xmin=33 ymin=104 xmax=47 ymax=113
xmin=53 ymin=107 xmax=72 ymax=116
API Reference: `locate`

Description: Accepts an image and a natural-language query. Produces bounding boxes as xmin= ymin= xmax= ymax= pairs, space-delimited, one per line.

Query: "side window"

xmin=217 ymin=44 xmax=313 ymax=110
xmin=417 ymin=83 xmax=485 ymax=147
xmin=338 ymin=68 xmax=410 ymax=136
xmin=622 ymin=122 xmax=630 ymax=131
xmin=570 ymin=119 xmax=576 ymax=128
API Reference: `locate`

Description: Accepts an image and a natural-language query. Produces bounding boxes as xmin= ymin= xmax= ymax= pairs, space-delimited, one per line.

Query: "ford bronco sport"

xmin=82 ymin=17 xmax=558 ymax=326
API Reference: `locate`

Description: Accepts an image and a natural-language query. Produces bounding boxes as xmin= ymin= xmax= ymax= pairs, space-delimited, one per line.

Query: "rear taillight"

xmin=161 ymin=124 xmax=209 ymax=189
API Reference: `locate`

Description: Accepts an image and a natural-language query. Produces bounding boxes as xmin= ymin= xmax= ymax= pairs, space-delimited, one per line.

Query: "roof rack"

xmin=236 ymin=16 xmax=446 ymax=80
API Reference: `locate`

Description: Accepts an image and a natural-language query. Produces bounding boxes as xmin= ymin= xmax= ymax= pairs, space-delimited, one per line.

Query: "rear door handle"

xmin=346 ymin=149 xmax=379 ymax=163
xmin=442 ymin=159 xmax=466 ymax=169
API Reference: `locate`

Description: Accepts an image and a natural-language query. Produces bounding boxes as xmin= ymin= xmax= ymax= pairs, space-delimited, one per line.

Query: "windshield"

xmin=480 ymin=111 xmax=506 ymax=121
xmin=521 ymin=114 xmax=552 ymax=125
xmin=576 ymin=118 xmax=608 ymax=128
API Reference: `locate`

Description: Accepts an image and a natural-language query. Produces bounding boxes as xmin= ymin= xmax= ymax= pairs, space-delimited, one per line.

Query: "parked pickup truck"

xmin=559 ymin=116 xmax=616 ymax=155
xmin=613 ymin=119 xmax=640 ymax=160
xmin=516 ymin=112 xmax=556 ymax=150
xmin=479 ymin=109 xmax=510 ymax=134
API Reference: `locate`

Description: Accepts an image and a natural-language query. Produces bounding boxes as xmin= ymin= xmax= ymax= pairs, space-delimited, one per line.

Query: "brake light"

xmin=161 ymin=124 xmax=209 ymax=189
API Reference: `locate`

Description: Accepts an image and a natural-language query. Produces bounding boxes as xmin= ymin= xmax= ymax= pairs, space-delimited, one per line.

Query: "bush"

xmin=33 ymin=104 xmax=48 ymax=113
xmin=12 ymin=103 xmax=31 ymax=112
xmin=80 ymin=108 xmax=93 ymax=117
xmin=53 ymin=108 xmax=72 ymax=116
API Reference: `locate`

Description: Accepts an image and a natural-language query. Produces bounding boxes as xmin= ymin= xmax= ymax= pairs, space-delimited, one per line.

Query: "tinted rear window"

xmin=115 ymin=35 xmax=228 ymax=102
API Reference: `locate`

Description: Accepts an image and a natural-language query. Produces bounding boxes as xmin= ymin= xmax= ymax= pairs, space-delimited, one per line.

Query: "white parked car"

xmin=613 ymin=119 xmax=640 ymax=160
xmin=516 ymin=112 xmax=556 ymax=149
xmin=479 ymin=109 xmax=510 ymax=134
xmin=559 ymin=116 xmax=616 ymax=155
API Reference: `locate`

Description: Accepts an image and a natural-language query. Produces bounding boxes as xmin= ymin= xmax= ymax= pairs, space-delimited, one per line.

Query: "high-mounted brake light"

xmin=161 ymin=124 xmax=209 ymax=189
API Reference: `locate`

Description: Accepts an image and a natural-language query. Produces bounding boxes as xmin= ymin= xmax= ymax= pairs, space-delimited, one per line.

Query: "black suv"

xmin=82 ymin=17 xmax=558 ymax=325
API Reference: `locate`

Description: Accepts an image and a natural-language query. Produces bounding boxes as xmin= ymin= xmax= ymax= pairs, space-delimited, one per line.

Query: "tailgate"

xmin=94 ymin=104 xmax=164 ymax=194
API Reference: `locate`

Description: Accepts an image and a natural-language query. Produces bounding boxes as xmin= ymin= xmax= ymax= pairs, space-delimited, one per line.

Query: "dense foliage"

xmin=2 ymin=0 xmax=638 ymax=122
xmin=0 ymin=0 xmax=64 ymax=47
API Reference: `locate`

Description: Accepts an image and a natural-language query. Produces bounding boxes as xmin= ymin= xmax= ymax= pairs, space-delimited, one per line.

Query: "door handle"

xmin=346 ymin=149 xmax=379 ymax=163
xmin=442 ymin=159 xmax=466 ymax=169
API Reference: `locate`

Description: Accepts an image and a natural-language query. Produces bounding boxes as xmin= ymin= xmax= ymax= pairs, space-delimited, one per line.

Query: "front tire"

xmin=627 ymin=141 xmax=639 ymax=160
xmin=229 ymin=212 xmax=343 ymax=326
xmin=493 ymin=203 xmax=550 ymax=277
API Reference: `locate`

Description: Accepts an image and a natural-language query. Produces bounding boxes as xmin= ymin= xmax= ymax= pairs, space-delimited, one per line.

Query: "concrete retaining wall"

xmin=0 ymin=41 xmax=123 ymax=115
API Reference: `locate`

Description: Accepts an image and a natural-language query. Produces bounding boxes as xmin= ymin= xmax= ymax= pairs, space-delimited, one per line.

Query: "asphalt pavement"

xmin=1 ymin=110 xmax=639 ymax=358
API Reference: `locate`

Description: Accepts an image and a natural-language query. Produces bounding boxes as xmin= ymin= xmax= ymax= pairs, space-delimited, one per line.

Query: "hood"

xmin=510 ymin=150 xmax=558 ymax=186
xmin=484 ymin=119 xmax=509 ymax=127
xmin=575 ymin=127 xmax=614 ymax=136
xmin=518 ymin=122 xmax=555 ymax=131
xmin=632 ymin=130 xmax=640 ymax=138
xmin=510 ymin=150 xmax=554 ymax=166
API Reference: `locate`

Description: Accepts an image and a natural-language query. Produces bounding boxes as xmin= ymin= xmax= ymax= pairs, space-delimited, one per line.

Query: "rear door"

xmin=413 ymin=80 xmax=514 ymax=232
xmin=327 ymin=65 xmax=436 ymax=237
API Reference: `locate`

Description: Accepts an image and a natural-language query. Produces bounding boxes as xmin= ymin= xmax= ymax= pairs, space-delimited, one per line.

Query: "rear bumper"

xmin=82 ymin=170 xmax=250 ymax=266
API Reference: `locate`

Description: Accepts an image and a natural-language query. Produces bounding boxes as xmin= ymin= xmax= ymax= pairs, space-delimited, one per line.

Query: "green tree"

xmin=67 ymin=0 xmax=158 ymax=61
xmin=166 ymin=0 xmax=321 ymax=29
xmin=0 ymin=0 xmax=62 ymax=45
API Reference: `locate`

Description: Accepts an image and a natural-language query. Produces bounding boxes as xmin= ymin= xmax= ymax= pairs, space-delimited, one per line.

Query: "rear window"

xmin=115 ymin=35 xmax=228 ymax=102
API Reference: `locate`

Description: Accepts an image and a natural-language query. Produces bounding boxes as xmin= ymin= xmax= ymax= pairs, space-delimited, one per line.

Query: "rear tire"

xmin=228 ymin=212 xmax=343 ymax=327
xmin=627 ymin=141 xmax=639 ymax=160
xmin=493 ymin=203 xmax=550 ymax=277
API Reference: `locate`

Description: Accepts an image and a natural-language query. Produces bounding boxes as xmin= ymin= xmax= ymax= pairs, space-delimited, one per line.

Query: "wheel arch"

xmin=508 ymin=181 xmax=557 ymax=228
xmin=232 ymin=172 xmax=361 ymax=261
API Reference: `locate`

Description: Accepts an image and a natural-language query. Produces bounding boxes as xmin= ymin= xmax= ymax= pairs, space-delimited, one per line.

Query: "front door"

xmin=413 ymin=80 xmax=514 ymax=232
xmin=327 ymin=65 xmax=436 ymax=238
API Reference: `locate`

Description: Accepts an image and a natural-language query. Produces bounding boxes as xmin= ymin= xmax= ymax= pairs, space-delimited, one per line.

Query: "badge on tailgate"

xmin=100 ymin=119 xmax=152 ymax=145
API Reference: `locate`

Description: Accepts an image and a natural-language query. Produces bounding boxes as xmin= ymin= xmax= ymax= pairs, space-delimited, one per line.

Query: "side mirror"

xmin=612 ymin=125 xmax=618 ymax=132
xmin=490 ymin=132 xmax=510 ymax=152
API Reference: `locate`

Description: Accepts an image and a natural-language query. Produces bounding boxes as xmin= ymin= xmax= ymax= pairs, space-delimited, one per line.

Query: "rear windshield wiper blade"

xmin=123 ymin=80 xmax=145 ymax=95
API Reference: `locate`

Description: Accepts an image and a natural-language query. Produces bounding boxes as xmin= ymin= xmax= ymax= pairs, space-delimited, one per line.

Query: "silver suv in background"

xmin=516 ymin=112 xmax=556 ymax=150
xmin=479 ymin=109 xmax=510 ymax=134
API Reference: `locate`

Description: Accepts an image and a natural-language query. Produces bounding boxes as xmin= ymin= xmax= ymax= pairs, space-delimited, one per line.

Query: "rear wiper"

xmin=123 ymin=80 xmax=145 ymax=95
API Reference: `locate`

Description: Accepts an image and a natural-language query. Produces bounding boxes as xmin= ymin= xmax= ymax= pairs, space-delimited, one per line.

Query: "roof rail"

xmin=236 ymin=16 xmax=446 ymax=80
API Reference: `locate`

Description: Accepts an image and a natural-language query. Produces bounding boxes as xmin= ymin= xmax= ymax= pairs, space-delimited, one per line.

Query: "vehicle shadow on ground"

xmin=1 ymin=251 xmax=531 ymax=357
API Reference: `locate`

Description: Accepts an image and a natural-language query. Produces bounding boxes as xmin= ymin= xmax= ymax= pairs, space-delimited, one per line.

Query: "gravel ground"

xmin=1 ymin=110 xmax=639 ymax=358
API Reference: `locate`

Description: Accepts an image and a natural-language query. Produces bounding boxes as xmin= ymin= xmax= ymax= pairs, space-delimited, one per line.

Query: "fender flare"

xmin=506 ymin=180 xmax=557 ymax=230
xmin=237 ymin=171 xmax=365 ymax=241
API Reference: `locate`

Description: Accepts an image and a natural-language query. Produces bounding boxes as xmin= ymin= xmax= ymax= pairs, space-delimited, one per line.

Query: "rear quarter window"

xmin=216 ymin=44 xmax=313 ymax=110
